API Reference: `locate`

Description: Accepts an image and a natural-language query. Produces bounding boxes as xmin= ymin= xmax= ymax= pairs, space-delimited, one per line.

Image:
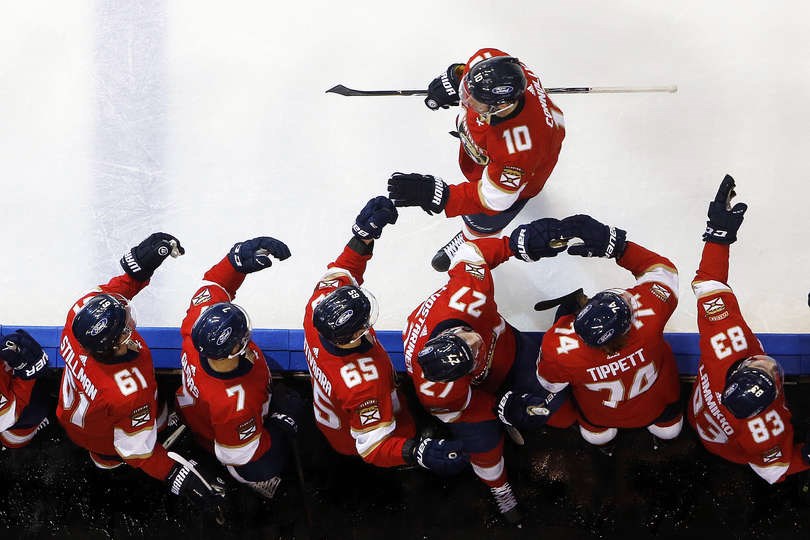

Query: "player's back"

xmin=58 ymin=328 xmax=157 ymax=452
xmin=303 ymin=328 xmax=400 ymax=456
xmin=541 ymin=293 xmax=679 ymax=428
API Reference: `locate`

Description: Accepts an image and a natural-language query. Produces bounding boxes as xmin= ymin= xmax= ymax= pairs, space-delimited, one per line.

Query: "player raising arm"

xmin=688 ymin=176 xmax=810 ymax=484
xmin=304 ymin=197 xmax=467 ymax=475
xmin=0 ymin=330 xmax=50 ymax=449
xmin=404 ymin=218 xmax=576 ymax=525
xmin=388 ymin=47 xmax=566 ymax=272
xmin=537 ymin=215 xmax=683 ymax=454
xmin=57 ymin=233 xmax=225 ymax=512
xmin=176 ymin=236 xmax=301 ymax=500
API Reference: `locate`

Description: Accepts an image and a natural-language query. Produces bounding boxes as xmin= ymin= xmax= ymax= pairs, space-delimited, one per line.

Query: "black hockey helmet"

xmin=313 ymin=286 xmax=378 ymax=345
xmin=722 ymin=355 xmax=782 ymax=419
xmin=573 ymin=290 xmax=633 ymax=347
xmin=417 ymin=327 xmax=478 ymax=382
xmin=461 ymin=56 xmax=527 ymax=117
xmin=191 ymin=302 xmax=252 ymax=359
xmin=72 ymin=294 xmax=135 ymax=359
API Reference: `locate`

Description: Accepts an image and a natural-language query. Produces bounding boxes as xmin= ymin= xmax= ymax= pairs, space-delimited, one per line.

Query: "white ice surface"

xmin=1 ymin=1 xmax=809 ymax=334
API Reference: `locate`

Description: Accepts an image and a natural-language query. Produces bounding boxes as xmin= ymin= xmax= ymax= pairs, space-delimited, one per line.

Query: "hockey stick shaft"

xmin=326 ymin=84 xmax=677 ymax=97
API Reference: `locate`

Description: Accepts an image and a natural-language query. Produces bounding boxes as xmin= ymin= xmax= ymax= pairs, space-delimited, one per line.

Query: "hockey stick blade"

xmin=534 ymin=288 xmax=585 ymax=312
xmin=326 ymin=84 xmax=677 ymax=97
xmin=326 ymin=85 xmax=427 ymax=97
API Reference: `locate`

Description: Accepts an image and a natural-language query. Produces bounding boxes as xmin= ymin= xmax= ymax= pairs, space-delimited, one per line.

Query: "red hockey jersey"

xmin=688 ymin=242 xmax=809 ymax=484
xmin=56 ymin=274 xmax=173 ymax=480
xmin=445 ymin=47 xmax=566 ymax=217
xmin=175 ymin=257 xmax=273 ymax=467
xmin=538 ymin=243 xmax=680 ymax=428
xmin=303 ymin=243 xmax=416 ymax=468
xmin=403 ymin=237 xmax=517 ymax=424
xmin=0 ymin=364 xmax=35 ymax=433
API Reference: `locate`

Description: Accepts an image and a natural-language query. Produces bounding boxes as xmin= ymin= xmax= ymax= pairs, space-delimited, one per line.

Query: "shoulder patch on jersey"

xmin=0 ymin=393 xmax=8 ymax=410
xmin=464 ymin=263 xmax=486 ymax=280
xmin=762 ymin=445 xmax=783 ymax=464
xmin=702 ymin=297 xmax=729 ymax=321
xmin=358 ymin=399 xmax=381 ymax=426
xmin=238 ymin=418 xmax=257 ymax=441
xmin=499 ymin=166 xmax=524 ymax=189
xmin=650 ymin=283 xmax=671 ymax=302
xmin=318 ymin=279 xmax=340 ymax=290
xmin=130 ymin=404 xmax=151 ymax=428
xmin=192 ymin=288 xmax=212 ymax=306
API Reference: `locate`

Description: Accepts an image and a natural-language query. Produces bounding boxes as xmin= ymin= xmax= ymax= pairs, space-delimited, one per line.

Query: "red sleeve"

xmin=202 ymin=256 xmax=246 ymax=299
xmin=99 ymin=273 xmax=149 ymax=301
xmin=445 ymin=182 xmax=496 ymax=217
xmin=617 ymin=242 xmax=676 ymax=278
xmin=327 ymin=243 xmax=372 ymax=285
xmin=127 ymin=444 xmax=175 ymax=481
xmin=0 ymin=370 xmax=35 ymax=430
xmin=694 ymin=242 xmax=730 ymax=285
xmin=465 ymin=237 xmax=512 ymax=270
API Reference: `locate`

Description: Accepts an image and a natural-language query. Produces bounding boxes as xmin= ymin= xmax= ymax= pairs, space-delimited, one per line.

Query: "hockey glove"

xmin=496 ymin=390 xmax=553 ymax=430
xmin=387 ymin=172 xmax=449 ymax=215
xmin=0 ymin=330 xmax=49 ymax=380
xmin=352 ymin=196 xmax=398 ymax=240
xmin=166 ymin=452 xmax=227 ymax=509
xmin=509 ymin=218 xmax=567 ymax=262
xmin=560 ymin=214 xmax=627 ymax=259
xmin=267 ymin=384 xmax=305 ymax=437
xmin=403 ymin=437 xmax=467 ymax=476
xmin=120 ymin=232 xmax=184 ymax=281
xmin=425 ymin=63 xmax=463 ymax=110
xmin=704 ymin=174 xmax=748 ymax=244
xmin=228 ymin=236 xmax=291 ymax=274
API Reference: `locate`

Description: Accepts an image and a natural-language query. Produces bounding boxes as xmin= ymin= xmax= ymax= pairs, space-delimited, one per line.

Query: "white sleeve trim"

xmin=472 ymin=457 xmax=505 ymax=482
xmin=353 ymin=421 xmax=398 ymax=457
xmin=200 ymin=281 xmax=233 ymax=301
xmin=215 ymin=435 xmax=261 ymax=466
xmin=537 ymin=374 xmax=569 ymax=393
xmin=448 ymin=242 xmax=486 ymax=270
xmin=637 ymin=266 xmax=679 ymax=300
xmin=749 ymin=461 xmax=788 ymax=485
xmin=113 ymin=425 xmax=157 ymax=459
xmin=0 ymin=396 xmax=18 ymax=432
xmin=692 ymin=279 xmax=732 ymax=298
xmin=320 ymin=266 xmax=359 ymax=286
xmin=478 ymin=167 xmax=524 ymax=212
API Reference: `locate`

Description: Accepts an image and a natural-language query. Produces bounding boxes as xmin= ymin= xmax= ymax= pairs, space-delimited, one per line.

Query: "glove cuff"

xmin=401 ymin=438 xmax=417 ymax=465
xmin=120 ymin=251 xmax=152 ymax=282
xmin=347 ymin=236 xmax=374 ymax=256
xmin=608 ymin=227 xmax=628 ymax=259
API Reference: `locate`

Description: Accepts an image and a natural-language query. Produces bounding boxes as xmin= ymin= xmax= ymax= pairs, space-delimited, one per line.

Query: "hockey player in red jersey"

xmin=388 ymin=47 xmax=566 ymax=272
xmin=176 ymin=236 xmax=301 ymax=499
xmin=304 ymin=197 xmax=467 ymax=475
xmin=57 ymin=233 xmax=226 ymax=510
xmin=688 ymin=176 xmax=810 ymax=483
xmin=0 ymin=330 xmax=50 ymax=448
xmin=536 ymin=214 xmax=683 ymax=453
xmin=403 ymin=217 xmax=576 ymax=524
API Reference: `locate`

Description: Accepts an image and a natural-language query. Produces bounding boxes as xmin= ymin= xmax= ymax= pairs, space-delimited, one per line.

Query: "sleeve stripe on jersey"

xmin=749 ymin=461 xmax=789 ymax=485
xmin=215 ymin=435 xmax=261 ymax=466
xmin=472 ymin=456 xmax=505 ymax=481
xmin=353 ymin=420 xmax=397 ymax=457
xmin=637 ymin=266 xmax=680 ymax=300
xmin=479 ymin=168 xmax=524 ymax=212
xmin=537 ymin=374 xmax=569 ymax=393
xmin=0 ymin=396 xmax=19 ymax=432
xmin=113 ymin=426 xmax=157 ymax=460
xmin=320 ymin=267 xmax=359 ymax=286
xmin=431 ymin=387 xmax=472 ymax=423
xmin=692 ymin=279 xmax=732 ymax=299
xmin=448 ymin=242 xmax=486 ymax=271
xmin=0 ymin=427 xmax=37 ymax=446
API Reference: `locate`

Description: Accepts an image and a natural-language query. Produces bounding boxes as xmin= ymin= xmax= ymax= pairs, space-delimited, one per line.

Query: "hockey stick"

xmin=162 ymin=423 xmax=187 ymax=449
xmin=326 ymin=84 xmax=677 ymax=97
xmin=289 ymin=436 xmax=316 ymax=533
